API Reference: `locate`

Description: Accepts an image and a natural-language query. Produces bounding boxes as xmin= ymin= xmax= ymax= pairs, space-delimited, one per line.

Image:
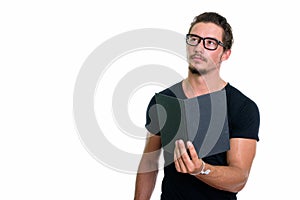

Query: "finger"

xmin=186 ymin=141 xmax=199 ymax=162
xmin=177 ymin=141 xmax=198 ymax=173
xmin=174 ymin=140 xmax=181 ymax=161
xmin=178 ymin=158 xmax=187 ymax=172
xmin=186 ymin=141 xmax=203 ymax=171
xmin=174 ymin=140 xmax=187 ymax=172
xmin=177 ymin=139 xmax=188 ymax=157
xmin=174 ymin=152 xmax=181 ymax=172
xmin=176 ymin=140 xmax=195 ymax=172
xmin=174 ymin=141 xmax=182 ymax=171
xmin=177 ymin=140 xmax=193 ymax=166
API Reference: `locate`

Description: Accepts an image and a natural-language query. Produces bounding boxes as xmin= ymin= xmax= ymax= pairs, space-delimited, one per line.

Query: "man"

xmin=134 ymin=12 xmax=260 ymax=200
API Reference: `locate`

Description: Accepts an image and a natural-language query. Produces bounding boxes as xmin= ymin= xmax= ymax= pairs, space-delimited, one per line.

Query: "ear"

xmin=221 ymin=49 xmax=231 ymax=62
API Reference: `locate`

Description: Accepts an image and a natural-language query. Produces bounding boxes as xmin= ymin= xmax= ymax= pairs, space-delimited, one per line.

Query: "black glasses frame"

xmin=186 ymin=34 xmax=225 ymax=50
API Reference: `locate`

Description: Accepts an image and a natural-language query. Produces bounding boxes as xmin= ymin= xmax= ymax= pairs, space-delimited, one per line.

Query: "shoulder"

xmin=225 ymin=83 xmax=260 ymax=140
xmin=146 ymin=81 xmax=183 ymax=113
xmin=145 ymin=81 xmax=183 ymax=135
xmin=159 ymin=81 xmax=183 ymax=98
xmin=148 ymin=81 xmax=184 ymax=105
xmin=225 ymin=83 xmax=259 ymax=112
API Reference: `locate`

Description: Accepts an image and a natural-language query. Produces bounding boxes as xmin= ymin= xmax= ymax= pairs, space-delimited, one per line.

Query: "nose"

xmin=194 ymin=40 xmax=205 ymax=53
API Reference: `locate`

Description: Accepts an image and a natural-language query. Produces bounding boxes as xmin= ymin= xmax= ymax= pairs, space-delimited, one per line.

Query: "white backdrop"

xmin=1 ymin=1 xmax=299 ymax=199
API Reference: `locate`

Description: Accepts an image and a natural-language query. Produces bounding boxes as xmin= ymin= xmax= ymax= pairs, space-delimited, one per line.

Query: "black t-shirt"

xmin=145 ymin=81 xmax=260 ymax=200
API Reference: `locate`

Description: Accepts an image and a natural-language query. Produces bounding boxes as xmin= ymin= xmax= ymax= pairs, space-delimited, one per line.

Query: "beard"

xmin=187 ymin=53 xmax=210 ymax=75
xmin=188 ymin=55 xmax=221 ymax=75
xmin=188 ymin=65 xmax=208 ymax=75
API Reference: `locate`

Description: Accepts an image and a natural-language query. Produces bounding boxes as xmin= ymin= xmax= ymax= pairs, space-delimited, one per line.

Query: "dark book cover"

xmin=155 ymin=89 xmax=230 ymax=160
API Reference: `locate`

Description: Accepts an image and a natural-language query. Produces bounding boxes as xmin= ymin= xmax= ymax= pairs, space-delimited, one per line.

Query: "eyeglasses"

xmin=186 ymin=34 xmax=225 ymax=51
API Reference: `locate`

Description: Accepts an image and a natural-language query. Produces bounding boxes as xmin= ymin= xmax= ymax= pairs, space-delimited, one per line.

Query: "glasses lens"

xmin=203 ymin=38 xmax=218 ymax=50
xmin=186 ymin=35 xmax=200 ymax=46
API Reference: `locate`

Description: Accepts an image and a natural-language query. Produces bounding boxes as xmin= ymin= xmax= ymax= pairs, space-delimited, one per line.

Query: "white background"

xmin=1 ymin=0 xmax=299 ymax=199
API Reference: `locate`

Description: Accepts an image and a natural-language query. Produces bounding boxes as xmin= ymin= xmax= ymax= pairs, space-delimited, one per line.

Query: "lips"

xmin=191 ymin=54 xmax=206 ymax=62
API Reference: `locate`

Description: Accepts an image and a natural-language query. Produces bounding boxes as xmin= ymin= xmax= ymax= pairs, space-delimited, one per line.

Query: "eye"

xmin=187 ymin=35 xmax=200 ymax=46
xmin=190 ymin=37 xmax=198 ymax=42
xmin=205 ymin=39 xmax=217 ymax=46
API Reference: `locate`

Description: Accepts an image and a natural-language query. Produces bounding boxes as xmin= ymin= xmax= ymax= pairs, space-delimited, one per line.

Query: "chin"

xmin=189 ymin=66 xmax=207 ymax=75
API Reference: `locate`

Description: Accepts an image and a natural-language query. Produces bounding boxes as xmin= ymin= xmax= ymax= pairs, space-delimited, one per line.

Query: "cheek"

xmin=211 ymin=52 xmax=223 ymax=62
xmin=219 ymin=53 xmax=226 ymax=62
xmin=186 ymin=47 xmax=193 ymax=59
xmin=186 ymin=46 xmax=193 ymax=55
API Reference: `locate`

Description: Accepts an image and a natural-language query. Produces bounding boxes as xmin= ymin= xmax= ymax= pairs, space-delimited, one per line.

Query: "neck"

xmin=183 ymin=71 xmax=226 ymax=98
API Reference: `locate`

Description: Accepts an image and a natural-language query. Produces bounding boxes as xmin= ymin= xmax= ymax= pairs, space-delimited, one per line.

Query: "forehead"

xmin=190 ymin=22 xmax=223 ymax=39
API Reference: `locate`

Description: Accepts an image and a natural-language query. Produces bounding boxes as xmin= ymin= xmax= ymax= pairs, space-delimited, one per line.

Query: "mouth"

xmin=191 ymin=54 xmax=206 ymax=62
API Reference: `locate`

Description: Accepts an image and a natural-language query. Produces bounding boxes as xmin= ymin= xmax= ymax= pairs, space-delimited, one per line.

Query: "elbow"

xmin=230 ymin=184 xmax=246 ymax=193
xmin=137 ymin=157 xmax=159 ymax=174
xmin=229 ymin=174 xmax=249 ymax=193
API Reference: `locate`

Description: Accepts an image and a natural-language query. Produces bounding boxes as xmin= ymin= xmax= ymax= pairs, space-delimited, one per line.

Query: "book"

xmin=155 ymin=89 xmax=230 ymax=161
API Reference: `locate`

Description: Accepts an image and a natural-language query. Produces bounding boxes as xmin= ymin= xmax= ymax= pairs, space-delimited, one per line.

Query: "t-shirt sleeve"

xmin=145 ymin=95 xmax=161 ymax=135
xmin=230 ymin=99 xmax=260 ymax=141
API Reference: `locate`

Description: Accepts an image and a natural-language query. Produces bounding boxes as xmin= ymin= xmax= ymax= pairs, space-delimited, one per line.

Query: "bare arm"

xmin=134 ymin=133 xmax=162 ymax=200
xmin=174 ymin=138 xmax=257 ymax=193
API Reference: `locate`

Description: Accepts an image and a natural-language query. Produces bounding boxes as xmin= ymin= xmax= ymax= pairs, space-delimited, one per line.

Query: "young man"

xmin=134 ymin=12 xmax=260 ymax=200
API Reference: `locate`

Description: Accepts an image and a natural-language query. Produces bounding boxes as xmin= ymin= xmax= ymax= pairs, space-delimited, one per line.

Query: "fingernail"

xmin=187 ymin=141 xmax=192 ymax=148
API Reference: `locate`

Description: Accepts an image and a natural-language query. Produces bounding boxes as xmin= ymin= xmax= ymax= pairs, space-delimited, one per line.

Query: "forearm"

xmin=134 ymin=133 xmax=162 ymax=200
xmin=194 ymin=163 xmax=249 ymax=193
xmin=134 ymin=151 xmax=160 ymax=200
xmin=174 ymin=139 xmax=256 ymax=193
xmin=134 ymin=170 xmax=158 ymax=200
